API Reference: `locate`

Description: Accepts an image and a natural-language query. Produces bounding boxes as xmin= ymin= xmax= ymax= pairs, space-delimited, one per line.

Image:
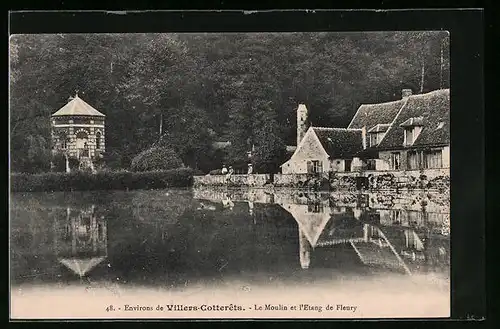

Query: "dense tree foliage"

xmin=130 ymin=146 xmax=184 ymax=172
xmin=9 ymin=32 xmax=449 ymax=173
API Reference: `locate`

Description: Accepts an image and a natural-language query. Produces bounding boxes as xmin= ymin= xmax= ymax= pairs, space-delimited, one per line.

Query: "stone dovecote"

xmin=51 ymin=94 xmax=106 ymax=162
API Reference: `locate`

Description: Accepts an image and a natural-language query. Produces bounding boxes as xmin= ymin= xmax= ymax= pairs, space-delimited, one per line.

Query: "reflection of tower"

xmin=299 ymin=229 xmax=311 ymax=269
xmin=54 ymin=205 xmax=107 ymax=277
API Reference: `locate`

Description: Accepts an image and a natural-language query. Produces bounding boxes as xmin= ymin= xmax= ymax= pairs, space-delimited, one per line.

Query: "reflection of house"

xmin=54 ymin=205 xmax=107 ymax=277
xmin=377 ymin=208 xmax=449 ymax=229
xmin=277 ymin=200 xmax=448 ymax=273
xmin=281 ymin=88 xmax=450 ymax=173
xmin=51 ymin=93 xmax=106 ymax=171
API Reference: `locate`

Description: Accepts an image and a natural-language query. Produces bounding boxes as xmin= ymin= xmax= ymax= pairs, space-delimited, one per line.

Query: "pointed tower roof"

xmin=59 ymin=257 xmax=106 ymax=277
xmin=52 ymin=94 xmax=105 ymax=117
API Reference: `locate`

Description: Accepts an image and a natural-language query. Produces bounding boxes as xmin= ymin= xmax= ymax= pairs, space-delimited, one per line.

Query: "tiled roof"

xmin=378 ymin=89 xmax=450 ymax=149
xmin=316 ymin=214 xmax=365 ymax=247
xmin=367 ymin=123 xmax=391 ymax=133
xmin=351 ymin=242 xmax=404 ymax=269
xmin=296 ymin=214 xmax=332 ymax=248
xmin=399 ymin=116 xmax=424 ymax=127
xmin=348 ymin=99 xmax=406 ymax=130
xmin=52 ymin=96 xmax=105 ymax=117
xmin=354 ymin=146 xmax=381 ymax=158
xmin=59 ymin=256 xmax=106 ymax=277
xmin=312 ymin=127 xmax=364 ymax=158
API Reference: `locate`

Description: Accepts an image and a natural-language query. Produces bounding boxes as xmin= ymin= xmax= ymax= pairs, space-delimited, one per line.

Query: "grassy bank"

xmin=10 ymin=168 xmax=195 ymax=192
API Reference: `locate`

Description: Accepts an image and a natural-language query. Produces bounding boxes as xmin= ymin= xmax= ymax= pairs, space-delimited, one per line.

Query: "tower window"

xmin=96 ymin=132 xmax=101 ymax=149
xmin=59 ymin=133 xmax=68 ymax=149
xmin=76 ymin=131 xmax=88 ymax=149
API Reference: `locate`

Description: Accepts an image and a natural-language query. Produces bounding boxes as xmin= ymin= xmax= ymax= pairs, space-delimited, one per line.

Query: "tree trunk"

xmin=420 ymin=58 xmax=425 ymax=93
xmin=439 ymin=38 xmax=444 ymax=89
xmin=159 ymin=113 xmax=163 ymax=140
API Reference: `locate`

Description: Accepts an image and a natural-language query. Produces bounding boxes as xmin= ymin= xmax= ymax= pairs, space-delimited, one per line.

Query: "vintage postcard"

xmin=9 ymin=13 xmax=454 ymax=320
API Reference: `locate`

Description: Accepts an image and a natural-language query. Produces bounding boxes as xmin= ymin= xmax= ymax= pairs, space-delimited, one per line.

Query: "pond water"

xmin=10 ymin=188 xmax=450 ymax=319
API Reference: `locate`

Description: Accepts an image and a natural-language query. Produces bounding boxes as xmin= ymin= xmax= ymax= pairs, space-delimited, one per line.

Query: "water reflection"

xmin=193 ymin=188 xmax=450 ymax=275
xmin=10 ymin=188 xmax=449 ymax=288
xmin=55 ymin=206 xmax=107 ymax=277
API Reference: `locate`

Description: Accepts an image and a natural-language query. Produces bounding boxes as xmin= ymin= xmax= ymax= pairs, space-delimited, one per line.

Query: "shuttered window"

xmin=407 ymin=150 xmax=443 ymax=169
xmin=307 ymin=160 xmax=323 ymax=173
xmin=390 ymin=152 xmax=401 ymax=170
xmin=308 ymin=203 xmax=324 ymax=213
xmin=424 ymin=150 xmax=443 ymax=168
xmin=407 ymin=151 xmax=419 ymax=169
xmin=405 ymin=129 xmax=414 ymax=145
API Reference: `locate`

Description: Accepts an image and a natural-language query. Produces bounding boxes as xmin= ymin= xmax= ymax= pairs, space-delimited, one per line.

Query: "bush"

xmin=93 ymin=156 xmax=106 ymax=171
xmin=130 ymin=146 xmax=184 ymax=172
xmin=51 ymin=154 xmax=80 ymax=172
xmin=10 ymin=168 xmax=195 ymax=192
xmin=209 ymin=169 xmax=222 ymax=175
xmin=51 ymin=154 xmax=67 ymax=172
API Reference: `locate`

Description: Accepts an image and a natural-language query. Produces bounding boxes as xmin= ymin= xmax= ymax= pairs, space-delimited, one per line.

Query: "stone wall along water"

xmin=275 ymin=168 xmax=449 ymax=191
xmin=193 ymin=174 xmax=271 ymax=188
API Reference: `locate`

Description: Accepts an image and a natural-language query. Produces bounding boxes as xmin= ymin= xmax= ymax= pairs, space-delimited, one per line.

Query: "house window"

xmin=423 ymin=150 xmax=443 ymax=168
xmin=308 ymin=203 xmax=324 ymax=213
xmin=407 ymin=151 xmax=420 ymax=170
xmin=404 ymin=128 xmax=414 ymax=146
xmin=366 ymin=159 xmax=376 ymax=170
xmin=391 ymin=210 xmax=402 ymax=224
xmin=307 ymin=160 xmax=323 ymax=174
xmin=390 ymin=152 xmax=401 ymax=170
xmin=404 ymin=229 xmax=424 ymax=251
xmin=369 ymin=133 xmax=382 ymax=147
xmin=345 ymin=159 xmax=352 ymax=172
xmin=404 ymin=126 xmax=423 ymax=146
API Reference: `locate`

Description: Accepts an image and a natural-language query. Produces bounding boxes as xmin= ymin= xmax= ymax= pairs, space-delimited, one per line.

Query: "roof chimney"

xmin=361 ymin=126 xmax=367 ymax=149
xmin=402 ymin=89 xmax=413 ymax=99
xmin=297 ymin=104 xmax=308 ymax=146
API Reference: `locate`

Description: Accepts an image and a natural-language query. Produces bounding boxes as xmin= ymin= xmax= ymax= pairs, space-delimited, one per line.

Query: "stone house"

xmin=347 ymin=94 xmax=408 ymax=170
xmin=281 ymin=104 xmax=365 ymax=174
xmin=371 ymin=89 xmax=450 ymax=171
xmin=51 ymin=94 xmax=106 ymax=171
xmin=281 ymin=88 xmax=450 ymax=174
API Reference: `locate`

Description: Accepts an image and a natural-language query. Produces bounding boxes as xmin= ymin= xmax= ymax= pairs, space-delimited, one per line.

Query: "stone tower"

xmin=51 ymin=93 xmax=105 ymax=171
xmin=297 ymin=103 xmax=308 ymax=146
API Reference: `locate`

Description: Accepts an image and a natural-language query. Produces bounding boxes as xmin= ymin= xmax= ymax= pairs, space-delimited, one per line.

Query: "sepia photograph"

xmin=10 ymin=29 xmax=451 ymax=319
